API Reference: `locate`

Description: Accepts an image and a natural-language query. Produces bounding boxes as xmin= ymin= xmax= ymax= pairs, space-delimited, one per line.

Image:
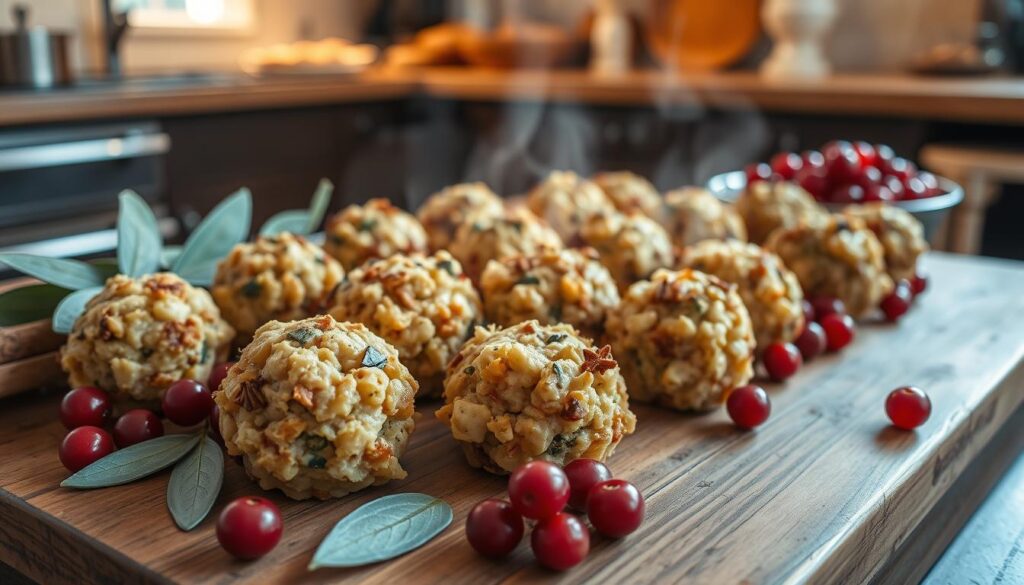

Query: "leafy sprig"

xmin=260 ymin=179 xmax=334 ymax=237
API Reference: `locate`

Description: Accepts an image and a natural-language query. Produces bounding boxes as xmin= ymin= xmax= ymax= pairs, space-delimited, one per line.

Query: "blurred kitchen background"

xmin=0 ymin=0 xmax=1022 ymax=266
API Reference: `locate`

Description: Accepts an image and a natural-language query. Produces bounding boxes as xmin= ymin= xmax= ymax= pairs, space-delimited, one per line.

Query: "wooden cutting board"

xmin=0 ymin=252 xmax=1022 ymax=584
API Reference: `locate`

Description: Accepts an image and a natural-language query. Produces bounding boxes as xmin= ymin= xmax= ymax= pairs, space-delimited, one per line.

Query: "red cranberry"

xmin=59 ymin=426 xmax=115 ymax=472
xmin=208 ymin=362 xmax=234 ymax=393
xmin=810 ymin=296 xmax=846 ymax=321
xmin=801 ymin=299 xmax=815 ymax=323
xmin=885 ymin=386 xmax=931 ymax=430
xmin=745 ymin=163 xmax=773 ymax=185
xmin=726 ymin=385 xmax=771 ymax=429
xmin=903 ymin=177 xmax=928 ymax=199
xmin=795 ymin=166 xmax=830 ymax=200
xmin=162 ymin=379 xmax=213 ymax=426
xmin=60 ymin=387 xmax=112 ymax=430
xmin=466 ymin=499 xmax=524 ymax=558
xmin=802 ymin=150 xmax=825 ymax=168
xmin=917 ymin=171 xmax=939 ymax=192
xmin=821 ymin=313 xmax=856 ymax=352
xmin=762 ymin=342 xmax=802 ymax=381
xmin=829 ymin=184 xmax=865 ymax=204
xmin=770 ymin=152 xmax=803 ymax=180
xmin=586 ymin=480 xmax=645 ymax=538
xmin=508 ymin=461 xmax=570 ymax=520
xmin=910 ymin=274 xmax=928 ymax=297
xmin=880 ymin=281 xmax=913 ymax=322
xmin=824 ymin=144 xmax=861 ymax=182
xmin=216 ymin=497 xmax=283 ymax=560
xmin=113 ymin=409 xmax=164 ymax=448
xmin=864 ymin=183 xmax=895 ymax=202
xmin=883 ymin=175 xmax=906 ymax=200
xmin=531 ymin=512 xmax=590 ymax=571
xmin=794 ymin=321 xmax=827 ymax=361
xmin=209 ymin=403 xmax=224 ymax=446
xmin=888 ymin=158 xmax=917 ymax=182
xmin=853 ymin=141 xmax=877 ymax=167
xmin=874 ymin=144 xmax=895 ymax=167
xmin=563 ymin=459 xmax=613 ymax=511
xmin=853 ymin=165 xmax=883 ymax=190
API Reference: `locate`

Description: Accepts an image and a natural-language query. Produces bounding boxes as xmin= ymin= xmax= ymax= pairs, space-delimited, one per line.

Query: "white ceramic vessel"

xmin=760 ymin=0 xmax=838 ymax=79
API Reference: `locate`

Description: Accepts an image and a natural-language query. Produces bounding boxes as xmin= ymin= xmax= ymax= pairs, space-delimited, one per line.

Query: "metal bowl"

xmin=705 ymin=170 xmax=964 ymax=240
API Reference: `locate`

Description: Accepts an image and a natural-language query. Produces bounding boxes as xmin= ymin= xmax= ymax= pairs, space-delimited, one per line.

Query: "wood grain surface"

xmin=0 ymin=253 xmax=1022 ymax=585
xmin=2 ymin=69 xmax=1024 ymax=127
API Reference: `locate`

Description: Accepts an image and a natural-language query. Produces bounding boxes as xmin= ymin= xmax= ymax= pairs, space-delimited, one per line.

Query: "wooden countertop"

xmin=0 ymin=252 xmax=1022 ymax=584
xmin=1 ymin=68 xmax=1024 ymax=127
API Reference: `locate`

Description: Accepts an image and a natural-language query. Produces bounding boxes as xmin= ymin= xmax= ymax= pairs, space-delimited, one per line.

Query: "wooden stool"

xmin=920 ymin=144 xmax=1024 ymax=254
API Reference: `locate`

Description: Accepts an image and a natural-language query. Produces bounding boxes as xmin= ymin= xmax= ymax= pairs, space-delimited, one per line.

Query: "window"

xmin=114 ymin=0 xmax=256 ymax=33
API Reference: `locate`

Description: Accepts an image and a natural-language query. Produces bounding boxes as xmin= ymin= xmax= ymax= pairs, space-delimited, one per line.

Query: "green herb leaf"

xmin=306 ymin=178 xmax=334 ymax=233
xmin=288 ymin=327 xmax=321 ymax=345
xmin=174 ymin=188 xmax=252 ymax=286
xmin=308 ymin=493 xmax=453 ymax=570
xmin=167 ymin=436 xmax=224 ymax=531
xmin=52 ymin=287 xmax=102 ymax=334
xmin=117 ymin=191 xmax=163 ymax=278
xmin=463 ymin=366 xmax=475 ymax=375
xmin=0 ymin=253 xmax=109 ymax=291
xmin=259 ymin=210 xmax=308 ymax=238
xmin=160 ymin=246 xmax=182 ymax=269
xmin=0 ymin=284 xmax=70 ymax=327
xmin=241 ymin=279 xmax=262 ymax=298
xmin=358 ymin=219 xmax=377 ymax=232
xmin=437 ymin=259 xmax=456 ymax=276
xmin=307 ymin=455 xmax=327 ymax=469
xmin=61 ymin=433 xmax=200 ymax=489
xmin=361 ymin=346 xmax=387 ymax=369
xmin=545 ymin=334 xmax=567 ymax=344
xmin=516 ymin=275 xmax=541 ymax=285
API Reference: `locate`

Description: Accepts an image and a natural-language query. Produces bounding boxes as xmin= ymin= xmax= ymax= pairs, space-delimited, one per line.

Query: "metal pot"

xmin=0 ymin=4 xmax=72 ymax=88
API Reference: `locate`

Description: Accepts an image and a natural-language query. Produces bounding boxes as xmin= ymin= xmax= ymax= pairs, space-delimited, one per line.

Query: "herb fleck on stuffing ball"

xmin=215 ymin=315 xmax=417 ymax=500
xmin=436 ymin=321 xmax=636 ymax=474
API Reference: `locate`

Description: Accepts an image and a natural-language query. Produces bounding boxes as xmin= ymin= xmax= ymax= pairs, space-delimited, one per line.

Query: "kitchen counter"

xmin=2 ymin=68 xmax=1024 ymax=127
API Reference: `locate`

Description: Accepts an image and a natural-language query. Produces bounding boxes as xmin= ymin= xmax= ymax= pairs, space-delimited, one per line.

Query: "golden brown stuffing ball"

xmin=215 ymin=315 xmax=417 ymax=500
xmin=480 ymin=247 xmax=620 ymax=341
xmin=579 ymin=210 xmax=674 ymax=291
xmin=843 ymin=203 xmax=928 ymax=282
xmin=527 ymin=170 xmax=617 ymax=242
xmin=415 ymin=182 xmax=505 ymax=253
xmin=659 ymin=187 xmax=747 ymax=247
xmin=735 ymin=181 xmax=828 ymax=244
xmin=448 ymin=206 xmax=563 ymax=285
xmin=592 ymin=171 xmax=663 ymax=219
xmin=323 ymin=198 xmax=428 ymax=271
xmin=212 ymin=232 xmax=344 ymax=343
xmin=766 ymin=214 xmax=893 ymax=318
xmin=328 ymin=251 xmax=482 ymax=397
xmin=61 ymin=273 xmax=234 ymax=405
xmin=678 ymin=240 xmax=804 ymax=349
xmin=606 ymin=269 xmax=755 ymax=411
xmin=436 ymin=320 xmax=637 ymax=474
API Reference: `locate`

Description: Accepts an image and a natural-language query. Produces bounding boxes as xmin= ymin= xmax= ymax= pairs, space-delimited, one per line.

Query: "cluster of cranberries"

xmin=880 ymin=274 xmax=928 ymax=323
xmin=746 ymin=141 xmax=944 ymax=204
xmin=57 ymin=364 xmax=233 ymax=473
xmin=466 ymin=460 xmax=644 ymax=571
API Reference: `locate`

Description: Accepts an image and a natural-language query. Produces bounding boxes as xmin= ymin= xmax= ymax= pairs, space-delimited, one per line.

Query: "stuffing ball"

xmin=527 ymin=170 xmax=616 ymax=242
xmin=215 ymin=316 xmax=417 ymax=500
xmin=416 ymin=182 xmax=505 ymax=253
xmin=735 ymin=181 xmax=827 ymax=244
xmin=328 ymin=252 xmax=482 ymax=397
xmin=766 ymin=214 xmax=894 ymax=319
xmin=659 ymin=187 xmax=747 ymax=247
xmin=212 ymin=232 xmax=344 ymax=343
xmin=843 ymin=203 xmax=928 ymax=282
xmin=480 ymin=247 xmax=620 ymax=341
xmin=579 ymin=211 xmax=674 ymax=291
xmin=61 ymin=273 xmax=234 ymax=405
xmin=678 ymin=240 xmax=804 ymax=349
xmin=592 ymin=171 xmax=663 ymax=219
xmin=323 ymin=198 xmax=428 ymax=271
xmin=606 ymin=269 xmax=755 ymax=411
xmin=436 ymin=320 xmax=636 ymax=474
xmin=449 ymin=207 xmax=563 ymax=285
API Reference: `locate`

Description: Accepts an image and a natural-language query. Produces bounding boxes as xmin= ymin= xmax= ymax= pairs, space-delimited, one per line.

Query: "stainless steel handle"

xmin=0 ymin=132 xmax=171 ymax=172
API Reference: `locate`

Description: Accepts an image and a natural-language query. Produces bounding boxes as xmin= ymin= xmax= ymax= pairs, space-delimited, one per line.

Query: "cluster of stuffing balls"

xmin=60 ymin=169 xmax=927 ymax=500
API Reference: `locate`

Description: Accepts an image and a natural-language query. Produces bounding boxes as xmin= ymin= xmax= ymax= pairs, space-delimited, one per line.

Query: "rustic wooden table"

xmin=0 ymin=252 xmax=1021 ymax=584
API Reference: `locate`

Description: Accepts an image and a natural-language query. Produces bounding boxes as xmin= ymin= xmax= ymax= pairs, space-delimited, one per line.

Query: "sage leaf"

xmin=361 ymin=346 xmax=387 ymax=369
xmin=167 ymin=437 xmax=224 ymax=531
xmin=52 ymin=287 xmax=102 ymax=334
xmin=117 ymin=191 xmax=163 ymax=278
xmin=305 ymin=178 xmax=333 ymax=233
xmin=0 ymin=253 xmax=108 ymax=290
xmin=0 ymin=284 xmax=69 ymax=326
xmin=259 ymin=210 xmax=308 ymax=238
xmin=174 ymin=188 xmax=252 ymax=285
xmin=308 ymin=493 xmax=453 ymax=570
xmin=160 ymin=245 xmax=182 ymax=269
xmin=61 ymin=433 xmax=200 ymax=489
